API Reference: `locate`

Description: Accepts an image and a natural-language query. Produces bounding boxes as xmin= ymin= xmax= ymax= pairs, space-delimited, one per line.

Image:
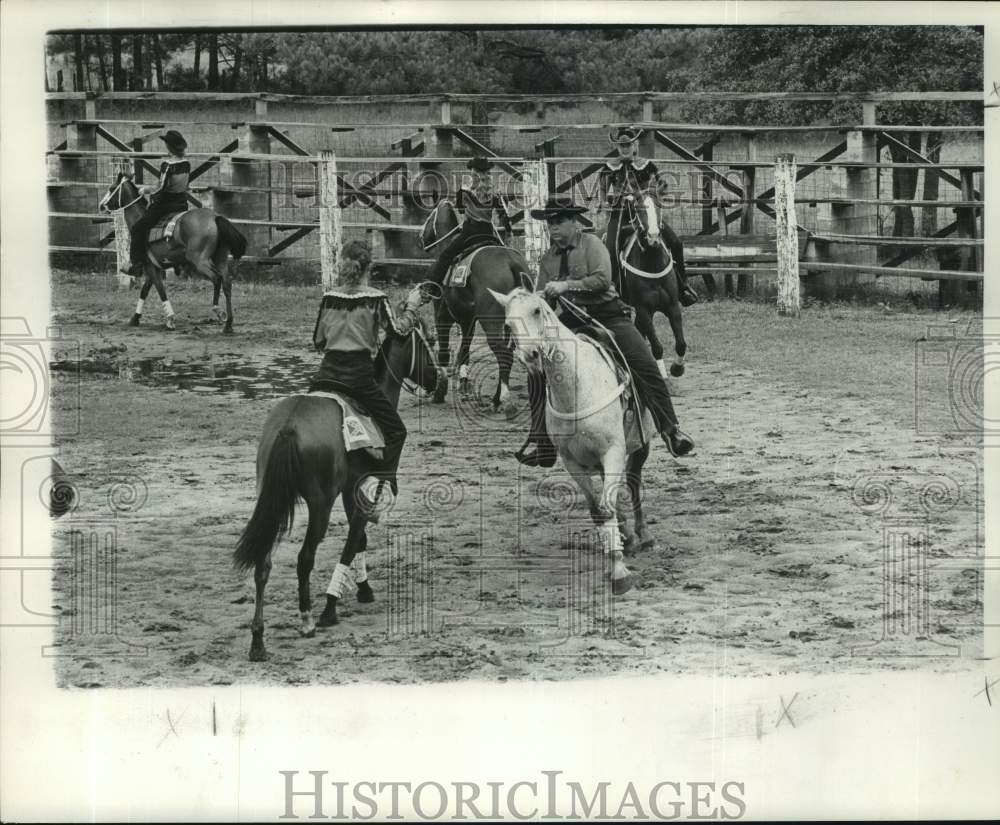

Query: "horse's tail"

xmin=215 ymin=216 xmax=247 ymax=261
xmin=508 ymin=250 xmax=535 ymax=292
xmin=233 ymin=427 xmax=300 ymax=572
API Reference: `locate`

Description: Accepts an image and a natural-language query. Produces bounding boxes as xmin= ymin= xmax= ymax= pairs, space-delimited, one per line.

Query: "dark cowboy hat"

xmin=159 ymin=130 xmax=188 ymax=151
xmin=608 ymin=126 xmax=641 ymax=147
xmin=467 ymin=156 xmax=494 ymax=172
xmin=529 ymin=196 xmax=593 ymax=228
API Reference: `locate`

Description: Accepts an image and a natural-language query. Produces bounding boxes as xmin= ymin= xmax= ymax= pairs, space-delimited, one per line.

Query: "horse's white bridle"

xmin=99 ymin=174 xmax=146 ymax=213
xmin=620 ymin=193 xmax=673 ymax=279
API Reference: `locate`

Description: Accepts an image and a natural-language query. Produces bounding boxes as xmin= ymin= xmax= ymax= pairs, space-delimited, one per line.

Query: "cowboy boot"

xmin=660 ymin=425 xmax=695 ymax=457
xmin=514 ymin=373 xmax=558 ymax=468
xmin=678 ymin=271 xmax=699 ymax=307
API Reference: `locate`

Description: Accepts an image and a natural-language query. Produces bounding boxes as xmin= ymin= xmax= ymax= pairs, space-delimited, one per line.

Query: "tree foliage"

xmin=46 ymin=26 xmax=983 ymax=124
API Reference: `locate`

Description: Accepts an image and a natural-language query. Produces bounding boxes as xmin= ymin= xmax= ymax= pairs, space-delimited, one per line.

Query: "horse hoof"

xmin=504 ymin=403 xmax=520 ymax=422
xmin=222 ymin=325 xmax=234 ymax=335
xmin=612 ymin=575 xmax=634 ymax=596
xmin=670 ymin=363 xmax=685 ymax=378
xmin=639 ymin=538 xmax=657 ymax=553
xmin=623 ymin=536 xmax=638 ymax=557
xmin=300 ymin=627 xmax=316 ymax=639
xmin=165 ymin=317 xmax=176 ymax=331
xmin=316 ymin=610 xmax=339 ymax=628
xmin=127 ymin=314 xmax=140 ymax=327
xmin=248 ymin=645 xmax=268 ymax=662
xmin=459 ymin=378 xmax=471 ymax=395
xmin=432 ymin=389 xmax=448 ymax=404
xmin=357 ymin=582 xmax=375 ymax=603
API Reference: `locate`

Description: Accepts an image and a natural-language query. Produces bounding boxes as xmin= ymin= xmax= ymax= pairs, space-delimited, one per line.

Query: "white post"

xmin=113 ymin=209 xmax=131 ymax=289
xmin=319 ymin=150 xmax=341 ymax=291
xmin=522 ymin=159 xmax=547 ymax=282
xmin=775 ymin=153 xmax=800 ymax=317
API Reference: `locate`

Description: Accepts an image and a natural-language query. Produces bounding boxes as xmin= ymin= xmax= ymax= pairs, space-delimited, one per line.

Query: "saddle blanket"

xmin=576 ymin=333 xmax=654 ymax=455
xmin=146 ymin=211 xmax=187 ymax=245
xmin=300 ymin=391 xmax=385 ymax=459
xmin=444 ymin=244 xmax=495 ymax=288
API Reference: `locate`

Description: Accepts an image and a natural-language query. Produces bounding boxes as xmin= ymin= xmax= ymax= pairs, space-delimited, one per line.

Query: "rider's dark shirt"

xmin=312 ymin=287 xmax=417 ymax=358
xmin=536 ymin=231 xmax=620 ymax=307
xmin=153 ymin=158 xmax=190 ymax=203
xmin=601 ymin=158 xmax=659 ymax=207
xmin=456 ymin=186 xmax=505 ymax=225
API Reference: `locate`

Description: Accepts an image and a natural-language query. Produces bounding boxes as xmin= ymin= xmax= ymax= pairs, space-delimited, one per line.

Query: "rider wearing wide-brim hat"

xmin=516 ymin=195 xmax=695 ymax=467
xmin=421 ymin=156 xmax=512 ymax=298
xmin=598 ymin=126 xmax=698 ymax=307
xmin=121 ymin=130 xmax=192 ymax=277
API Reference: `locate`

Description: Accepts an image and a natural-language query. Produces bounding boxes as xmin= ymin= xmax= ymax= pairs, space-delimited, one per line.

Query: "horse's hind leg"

xmin=481 ymin=316 xmax=515 ymax=415
xmin=432 ymin=299 xmax=453 ymax=403
xmin=151 ymin=268 xmax=175 ymax=330
xmin=454 ymin=317 xmax=476 ymax=397
xmin=626 ymin=445 xmax=655 ymax=553
xmin=338 ymin=494 xmax=374 ymax=604
xmin=296 ymin=496 xmax=333 ymax=638
xmin=249 ymin=552 xmax=273 ymax=661
xmin=317 ymin=507 xmax=369 ymax=628
xmin=212 ymin=247 xmax=235 ymax=333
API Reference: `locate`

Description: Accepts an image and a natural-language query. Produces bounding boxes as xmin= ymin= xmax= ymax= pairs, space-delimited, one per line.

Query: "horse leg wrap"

xmin=162 ymin=300 xmax=175 ymax=318
xmin=135 ymin=298 xmax=145 ymax=315
xmin=351 ymin=553 xmax=368 ymax=584
xmin=326 ymin=563 xmax=353 ymax=599
xmin=458 ymin=364 xmax=469 ymax=380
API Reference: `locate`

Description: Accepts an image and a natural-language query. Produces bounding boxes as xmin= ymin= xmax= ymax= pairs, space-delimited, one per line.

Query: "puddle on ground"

xmin=51 ymin=352 xmax=314 ymax=400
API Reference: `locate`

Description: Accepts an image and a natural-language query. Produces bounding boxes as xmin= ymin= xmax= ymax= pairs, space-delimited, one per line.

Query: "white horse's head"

xmin=488 ymin=287 xmax=561 ymax=370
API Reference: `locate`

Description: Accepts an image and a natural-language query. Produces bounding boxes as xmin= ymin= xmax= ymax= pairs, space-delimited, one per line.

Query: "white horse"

xmin=489 ymin=288 xmax=658 ymax=595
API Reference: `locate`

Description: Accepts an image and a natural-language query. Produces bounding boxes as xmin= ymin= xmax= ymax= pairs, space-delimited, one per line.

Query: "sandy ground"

xmin=45 ymin=274 xmax=983 ymax=687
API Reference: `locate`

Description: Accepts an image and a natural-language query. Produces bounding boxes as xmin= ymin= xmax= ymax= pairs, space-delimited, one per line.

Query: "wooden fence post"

xmin=522 ymin=159 xmax=547 ymax=279
xmin=113 ymin=208 xmax=131 ymax=289
xmin=319 ymin=150 xmax=341 ymax=290
xmin=775 ymin=154 xmax=801 ymax=316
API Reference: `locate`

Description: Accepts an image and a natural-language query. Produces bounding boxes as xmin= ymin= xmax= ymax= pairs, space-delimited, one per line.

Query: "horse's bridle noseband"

xmin=101 ymin=174 xmax=146 ymax=213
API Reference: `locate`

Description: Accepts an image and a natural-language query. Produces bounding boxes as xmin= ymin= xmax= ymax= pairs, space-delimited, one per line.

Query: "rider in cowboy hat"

xmin=598 ymin=126 xmax=699 ymax=307
xmin=515 ymin=195 xmax=695 ymax=468
xmin=121 ymin=130 xmax=191 ymax=277
xmin=420 ymin=156 xmax=512 ymax=297
xmin=311 ymin=240 xmax=425 ymax=520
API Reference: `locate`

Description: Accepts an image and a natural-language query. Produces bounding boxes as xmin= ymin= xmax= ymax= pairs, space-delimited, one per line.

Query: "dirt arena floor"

xmin=46 ymin=270 xmax=984 ymax=687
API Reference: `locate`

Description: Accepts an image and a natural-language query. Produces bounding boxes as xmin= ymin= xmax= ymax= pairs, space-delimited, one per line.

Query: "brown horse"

xmin=233 ymin=315 xmax=445 ymax=661
xmin=99 ymin=171 xmax=246 ymax=333
xmin=420 ymin=199 xmax=533 ymax=413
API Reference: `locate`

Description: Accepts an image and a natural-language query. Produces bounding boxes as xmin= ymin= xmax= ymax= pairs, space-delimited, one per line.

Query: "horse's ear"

xmin=487 ymin=288 xmax=512 ymax=309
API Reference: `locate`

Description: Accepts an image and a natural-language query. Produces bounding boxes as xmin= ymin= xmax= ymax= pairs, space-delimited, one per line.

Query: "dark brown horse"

xmin=233 ymin=316 xmax=444 ymax=661
xmin=420 ymin=199 xmax=533 ymax=413
xmin=99 ymin=171 xmax=246 ymax=333
xmin=613 ymin=193 xmax=688 ymax=378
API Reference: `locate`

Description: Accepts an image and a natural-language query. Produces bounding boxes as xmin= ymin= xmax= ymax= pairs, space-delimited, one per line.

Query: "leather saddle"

xmin=146 ymin=211 xmax=187 ymax=245
xmin=444 ymin=238 xmax=504 ymax=287
xmin=305 ymin=380 xmax=386 ymax=460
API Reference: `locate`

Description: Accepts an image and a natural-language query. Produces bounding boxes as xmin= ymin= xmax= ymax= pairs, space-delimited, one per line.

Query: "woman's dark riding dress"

xmin=129 ymin=158 xmax=190 ymax=266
